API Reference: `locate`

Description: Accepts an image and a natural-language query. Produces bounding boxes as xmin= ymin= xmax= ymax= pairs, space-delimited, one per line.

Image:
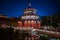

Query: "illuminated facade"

xmin=16 ymin=3 xmax=41 ymax=40
xmin=18 ymin=3 xmax=41 ymax=30
xmin=0 ymin=14 xmax=8 ymax=28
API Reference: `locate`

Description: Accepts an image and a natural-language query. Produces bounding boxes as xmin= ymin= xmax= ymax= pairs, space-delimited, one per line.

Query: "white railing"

xmin=39 ymin=29 xmax=60 ymax=34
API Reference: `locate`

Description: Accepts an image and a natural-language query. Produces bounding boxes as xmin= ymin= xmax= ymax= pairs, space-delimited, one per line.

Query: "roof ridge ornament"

xmin=29 ymin=3 xmax=31 ymax=7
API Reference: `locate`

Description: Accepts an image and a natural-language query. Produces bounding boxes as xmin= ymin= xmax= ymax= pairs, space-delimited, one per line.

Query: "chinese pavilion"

xmin=16 ymin=3 xmax=41 ymax=40
xmin=18 ymin=3 xmax=41 ymax=30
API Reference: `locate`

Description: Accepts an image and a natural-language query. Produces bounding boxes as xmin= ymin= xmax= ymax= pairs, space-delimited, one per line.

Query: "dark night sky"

xmin=0 ymin=0 xmax=60 ymax=18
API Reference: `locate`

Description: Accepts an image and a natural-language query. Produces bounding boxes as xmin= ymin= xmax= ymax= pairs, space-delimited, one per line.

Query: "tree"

xmin=41 ymin=16 xmax=51 ymax=26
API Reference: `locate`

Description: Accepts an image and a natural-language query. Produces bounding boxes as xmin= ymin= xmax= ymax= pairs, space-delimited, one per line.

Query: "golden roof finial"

xmin=29 ymin=3 xmax=31 ymax=6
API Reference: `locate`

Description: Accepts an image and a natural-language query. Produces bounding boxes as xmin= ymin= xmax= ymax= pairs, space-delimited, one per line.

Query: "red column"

xmin=37 ymin=21 xmax=41 ymax=28
xmin=24 ymin=21 xmax=28 ymax=27
xmin=31 ymin=21 xmax=37 ymax=28
xmin=27 ymin=21 xmax=31 ymax=27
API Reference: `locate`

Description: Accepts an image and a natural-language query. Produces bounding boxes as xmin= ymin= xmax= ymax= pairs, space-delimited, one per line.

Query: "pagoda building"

xmin=17 ymin=3 xmax=41 ymax=30
xmin=14 ymin=3 xmax=41 ymax=40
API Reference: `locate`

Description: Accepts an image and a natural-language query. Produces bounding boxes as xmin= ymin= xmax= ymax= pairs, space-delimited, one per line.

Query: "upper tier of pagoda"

xmin=21 ymin=3 xmax=39 ymax=20
xmin=24 ymin=3 xmax=37 ymax=14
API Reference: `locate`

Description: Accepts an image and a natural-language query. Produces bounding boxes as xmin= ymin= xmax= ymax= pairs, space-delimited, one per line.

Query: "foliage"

xmin=41 ymin=13 xmax=60 ymax=28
